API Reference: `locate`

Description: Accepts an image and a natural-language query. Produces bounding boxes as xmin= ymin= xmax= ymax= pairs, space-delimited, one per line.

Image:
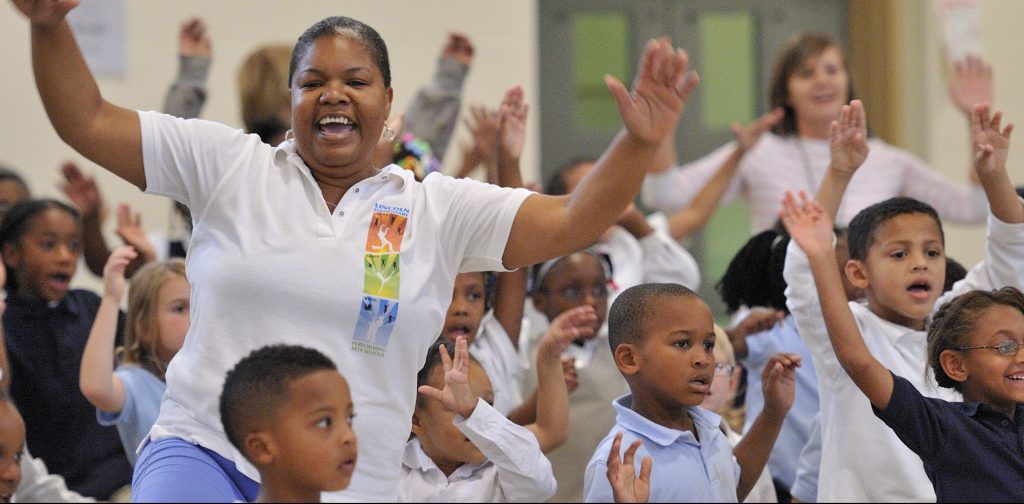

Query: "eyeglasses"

xmin=714 ymin=363 xmax=736 ymax=376
xmin=953 ymin=340 xmax=1023 ymax=357
xmin=545 ymin=284 xmax=610 ymax=301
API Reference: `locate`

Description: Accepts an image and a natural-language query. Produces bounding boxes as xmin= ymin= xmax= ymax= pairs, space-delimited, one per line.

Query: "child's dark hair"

xmin=220 ymin=345 xmax=338 ymax=455
xmin=289 ymin=16 xmax=391 ymax=88
xmin=609 ymin=283 xmax=699 ymax=353
xmin=544 ymin=156 xmax=597 ymax=196
xmin=846 ymin=197 xmax=943 ymax=261
xmin=928 ymin=287 xmax=1024 ymax=391
xmin=717 ymin=227 xmax=791 ymax=314
xmin=415 ymin=339 xmax=481 ymax=410
xmin=0 ymin=166 xmax=30 ymax=196
xmin=944 ymin=256 xmax=968 ymax=294
xmin=0 ymin=199 xmax=81 ymax=293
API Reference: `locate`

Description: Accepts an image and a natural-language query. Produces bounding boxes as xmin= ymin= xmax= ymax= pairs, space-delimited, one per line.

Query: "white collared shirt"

xmin=584 ymin=394 xmax=740 ymax=503
xmin=471 ymin=312 xmax=529 ymax=416
xmin=784 ymin=207 xmax=1024 ymax=502
xmin=643 ymin=133 xmax=988 ymax=234
xmin=138 ymin=110 xmax=532 ymax=501
xmin=399 ymin=399 xmax=556 ymax=503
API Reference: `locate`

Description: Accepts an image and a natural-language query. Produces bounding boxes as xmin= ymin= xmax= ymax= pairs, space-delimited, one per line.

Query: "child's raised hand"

xmin=606 ymin=431 xmax=652 ymax=503
xmin=103 ymin=245 xmax=137 ymax=301
xmin=497 ymin=86 xmax=529 ymax=163
xmin=417 ymin=337 xmax=478 ymax=418
xmin=11 ymin=0 xmax=79 ymax=26
xmin=464 ymin=104 xmax=500 ymax=161
xmin=179 ymin=17 xmax=212 ymax=59
xmin=606 ymin=37 xmax=699 ymax=145
xmin=971 ymin=102 xmax=1014 ymax=177
xmin=828 ymin=100 xmax=869 ymax=177
xmin=60 ymin=162 xmax=103 ymax=220
xmin=115 ymin=203 xmax=157 ymax=264
xmin=537 ymin=305 xmax=599 ymax=362
xmin=731 ymin=108 xmax=784 ymax=155
xmin=779 ymin=191 xmax=834 ymax=258
xmin=948 ymin=56 xmax=993 ymax=116
xmin=441 ymin=32 xmax=474 ymax=66
xmin=761 ymin=352 xmax=800 ymax=415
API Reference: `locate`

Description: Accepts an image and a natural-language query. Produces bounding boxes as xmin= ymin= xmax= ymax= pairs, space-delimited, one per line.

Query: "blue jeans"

xmin=131 ymin=438 xmax=259 ymax=502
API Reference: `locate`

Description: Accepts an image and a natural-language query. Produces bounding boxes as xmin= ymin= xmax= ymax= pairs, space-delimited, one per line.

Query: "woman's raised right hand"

xmin=11 ymin=0 xmax=80 ymax=27
xmin=731 ymin=108 xmax=784 ymax=154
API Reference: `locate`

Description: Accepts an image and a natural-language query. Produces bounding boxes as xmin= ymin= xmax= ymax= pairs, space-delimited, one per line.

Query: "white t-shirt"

xmin=138 ymin=111 xmax=531 ymax=501
xmin=642 ymin=133 xmax=989 ymax=234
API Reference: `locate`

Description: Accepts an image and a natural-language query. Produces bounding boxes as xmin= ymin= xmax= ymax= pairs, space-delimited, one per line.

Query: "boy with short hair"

xmin=583 ymin=283 xmax=800 ymax=502
xmin=220 ymin=345 xmax=357 ymax=503
xmin=784 ymin=100 xmax=1024 ymax=501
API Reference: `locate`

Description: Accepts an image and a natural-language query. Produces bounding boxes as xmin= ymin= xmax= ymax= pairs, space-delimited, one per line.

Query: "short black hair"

xmin=220 ymin=345 xmax=338 ymax=456
xmin=846 ymin=197 xmax=943 ymax=261
xmin=288 ymin=16 xmax=391 ymax=88
xmin=1015 ymin=185 xmax=1024 ymax=200
xmin=609 ymin=283 xmax=698 ymax=354
xmin=944 ymin=256 xmax=968 ymax=294
xmin=544 ymin=156 xmax=597 ymax=196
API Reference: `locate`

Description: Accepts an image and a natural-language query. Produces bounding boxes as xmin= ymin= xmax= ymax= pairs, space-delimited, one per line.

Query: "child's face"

xmin=5 ymin=209 xmax=80 ymax=303
xmin=152 ymin=275 xmax=191 ymax=364
xmin=632 ymin=295 xmax=717 ymax=410
xmin=533 ymin=253 xmax=608 ymax=331
xmin=442 ymin=273 xmax=486 ymax=345
xmin=0 ymin=403 xmax=25 ymax=503
xmin=853 ymin=213 xmax=945 ymax=329
xmin=953 ymin=304 xmax=1024 ymax=414
xmin=701 ymin=345 xmax=739 ymax=414
xmin=265 ymin=370 xmax=357 ymax=494
xmin=412 ymin=362 xmax=493 ymax=473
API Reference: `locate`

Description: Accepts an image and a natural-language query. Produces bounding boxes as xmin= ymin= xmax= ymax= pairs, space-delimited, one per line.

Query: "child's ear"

xmin=410 ymin=410 xmax=425 ymax=438
xmin=845 ymin=259 xmax=870 ymax=290
xmin=939 ymin=349 xmax=970 ymax=385
xmin=2 ymin=243 xmax=21 ymax=269
xmin=245 ymin=431 xmax=276 ymax=466
xmin=613 ymin=343 xmax=641 ymax=376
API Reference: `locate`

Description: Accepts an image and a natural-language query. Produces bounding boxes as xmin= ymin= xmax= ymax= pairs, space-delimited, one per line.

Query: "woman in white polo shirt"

xmin=14 ymin=2 xmax=699 ymax=501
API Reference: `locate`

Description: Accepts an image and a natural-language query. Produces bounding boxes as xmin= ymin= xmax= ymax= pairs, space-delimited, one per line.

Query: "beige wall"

xmin=0 ymin=1 xmax=537 ymax=292
xmin=898 ymin=0 xmax=1024 ymax=266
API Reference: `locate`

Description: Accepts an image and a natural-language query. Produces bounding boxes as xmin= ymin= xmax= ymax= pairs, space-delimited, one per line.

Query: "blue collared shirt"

xmin=584 ymin=394 xmax=740 ymax=502
xmin=874 ymin=372 xmax=1024 ymax=502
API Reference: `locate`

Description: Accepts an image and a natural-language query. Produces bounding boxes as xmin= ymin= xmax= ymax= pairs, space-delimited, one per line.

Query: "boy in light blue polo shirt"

xmin=583 ymin=283 xmax=799 ymax=502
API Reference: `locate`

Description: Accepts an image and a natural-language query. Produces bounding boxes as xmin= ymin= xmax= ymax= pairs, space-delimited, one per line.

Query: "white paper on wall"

xmin=67 ymin=0 xmax=127 ymax=77
xmin=935 ymin=0 xmax=983 ymax=62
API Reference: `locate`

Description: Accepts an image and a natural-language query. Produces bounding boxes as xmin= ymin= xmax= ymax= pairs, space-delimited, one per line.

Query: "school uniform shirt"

xmin=784 ymin=207 xmax=1024 ymax=502
xmin=584 ymin=394 xmax=740 ymax=503
xmin=787 ymin=413 xmax=821 ymax=503
xmin=642 ymin=133 xmax=988 ymax=234
xmin=97 ymin=366 xmax=167 ymax=466
xmin=2 ymin=290 xmax=131 ymax=500
xmin=874 ymin=372 xmax=1024 ymax=502
xmin=13 ymin=448 xmax=95 ymax=503
xmin=739 ymin=314 xmax=819 ymax=490
xmin=138 ymin=110 xmax=532 ymax=502
xmin=520 ymin=326 xmax=627 ymax=502
xmin=721 ymin=422 xmax=777 ymax=503
xmin=470 ymin=312 xmax=529 ymax=416
xmin=398 ymin=399 xmax=556 ymax=502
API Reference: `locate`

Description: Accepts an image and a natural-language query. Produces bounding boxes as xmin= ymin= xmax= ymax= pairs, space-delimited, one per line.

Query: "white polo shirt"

xmin=138 ymin=111 xmax=532 ymax=501
xmin=784 ymin=208 xmax=1024 ymax=502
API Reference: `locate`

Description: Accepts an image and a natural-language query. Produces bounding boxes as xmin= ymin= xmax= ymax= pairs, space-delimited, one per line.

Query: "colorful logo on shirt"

xmin=353 ymin=203 xmax=410 ymax=357
xmin=351 ymin=296 xmax=400 ymax=357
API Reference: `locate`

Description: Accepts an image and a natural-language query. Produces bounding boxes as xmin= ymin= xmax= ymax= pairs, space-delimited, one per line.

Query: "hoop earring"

xmin=284 ymin=129 xmax=295 ymax=142
xmin=382 ymin=125 xmax=396 ymax=143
